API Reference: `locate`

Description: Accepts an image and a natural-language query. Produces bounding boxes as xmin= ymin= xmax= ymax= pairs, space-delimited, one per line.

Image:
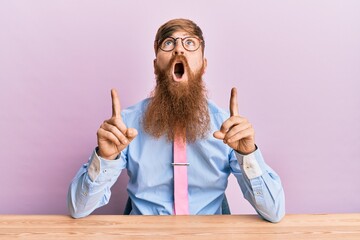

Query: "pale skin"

xmin=97 ymin=31 xmax=256 ymax=160
xmin=96 ymin=89 xmax=138 ymax=160
xmin=212 ymin=87 xmax=257 ymax=155
xmin=154 ymin=31 xmax=206 ymax=81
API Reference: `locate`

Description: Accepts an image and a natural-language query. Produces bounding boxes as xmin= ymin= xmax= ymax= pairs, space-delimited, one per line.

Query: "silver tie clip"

xmin=171 ymin=163 xmax=190 ymax=166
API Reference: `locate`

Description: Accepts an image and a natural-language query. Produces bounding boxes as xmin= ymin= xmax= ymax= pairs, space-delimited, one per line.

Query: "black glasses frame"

xmin=157 ymin=37 xmax=203 ymax=52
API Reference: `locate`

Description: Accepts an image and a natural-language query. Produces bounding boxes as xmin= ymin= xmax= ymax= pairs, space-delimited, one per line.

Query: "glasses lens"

xmin=182 ymin=37 xmax=200 ymax=51
xmin=160 ymin=38 xmax=175 ymax=51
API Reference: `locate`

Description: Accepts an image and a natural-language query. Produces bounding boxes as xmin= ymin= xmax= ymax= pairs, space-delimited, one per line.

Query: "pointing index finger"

xmin=230 ymin=87 xmax=239 ymax=116
xmin=111 ymin=88 xmax=122 ymax=119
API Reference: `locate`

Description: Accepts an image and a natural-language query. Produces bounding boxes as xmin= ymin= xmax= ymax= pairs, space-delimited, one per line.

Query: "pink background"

xmin=0 ymin=1 xmax=359 ymax=215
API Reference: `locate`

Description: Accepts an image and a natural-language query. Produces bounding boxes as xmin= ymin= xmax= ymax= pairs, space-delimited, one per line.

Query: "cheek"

xmin=155 ymin=59 xmax=165 ymax=71
xmin=155 ymin=54 xmax=172 ymax=70
xmin=189 ymin=58 xmax=204 ymax=72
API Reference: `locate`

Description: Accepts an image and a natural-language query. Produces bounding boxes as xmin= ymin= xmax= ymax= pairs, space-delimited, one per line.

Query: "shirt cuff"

xmin=234 ymin=146 xmax=265 ymax=179
xmin=87 ymin=148 xmax=122 ymax=182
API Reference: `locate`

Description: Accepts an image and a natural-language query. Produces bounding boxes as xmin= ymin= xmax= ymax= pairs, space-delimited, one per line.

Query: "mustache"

xmin=155 ymin=54 xmax=191 ymax=84
xmin=168 ymin=55 xmax=190 ymax=72
xmin=170 ymin=54 xmax=188 ymax=64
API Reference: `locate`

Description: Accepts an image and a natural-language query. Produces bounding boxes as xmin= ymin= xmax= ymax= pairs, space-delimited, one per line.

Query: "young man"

xmin=68 ymin=19 xmax=285 ymax=222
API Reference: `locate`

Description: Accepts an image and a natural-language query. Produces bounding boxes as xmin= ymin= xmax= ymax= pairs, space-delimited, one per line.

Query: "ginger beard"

xmin=143 ymin=55 xmax=210 ymax=143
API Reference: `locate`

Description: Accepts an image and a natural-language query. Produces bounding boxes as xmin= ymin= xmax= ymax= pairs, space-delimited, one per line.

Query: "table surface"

xmin=0 ymin=214 xmax=359 ymax=240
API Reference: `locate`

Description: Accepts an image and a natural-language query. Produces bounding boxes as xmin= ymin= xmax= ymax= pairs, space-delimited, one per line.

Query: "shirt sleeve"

xmin=67 ymin=148 xmax=127 ymax=218
xmin=230 ymin=147 xmax=285 ymax=222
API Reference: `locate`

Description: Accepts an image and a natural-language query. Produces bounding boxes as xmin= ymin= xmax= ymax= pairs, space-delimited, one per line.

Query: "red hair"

xmin=154 ymin=19 xmax=205 ymax=55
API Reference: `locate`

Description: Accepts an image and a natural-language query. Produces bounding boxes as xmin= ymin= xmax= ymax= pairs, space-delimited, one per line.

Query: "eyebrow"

xmin=167 ymin=36 xmax=193 ymax=40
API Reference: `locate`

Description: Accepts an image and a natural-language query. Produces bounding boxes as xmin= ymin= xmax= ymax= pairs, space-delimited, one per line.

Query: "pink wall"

xmin=1 ymin=1 xmax=359 ymax=215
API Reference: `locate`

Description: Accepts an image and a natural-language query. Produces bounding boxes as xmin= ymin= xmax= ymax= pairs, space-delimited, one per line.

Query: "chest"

xmin=125 ymin=134 xmax=231 ymax=187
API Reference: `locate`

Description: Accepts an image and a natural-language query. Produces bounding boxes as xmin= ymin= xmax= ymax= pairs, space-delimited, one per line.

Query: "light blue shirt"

xmin=68 ymin=99 xmax=285 ymax=222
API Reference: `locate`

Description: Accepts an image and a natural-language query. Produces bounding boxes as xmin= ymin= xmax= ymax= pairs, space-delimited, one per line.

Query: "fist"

xmin=97 ymin=89 xmax=138 ymax=160
xmin=213 ymin=88 xmax=256 ymax=155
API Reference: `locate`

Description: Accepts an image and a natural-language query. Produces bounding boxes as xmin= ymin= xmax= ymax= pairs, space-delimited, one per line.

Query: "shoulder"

xmin=207 ymin=100 xmax=229 ymax=126
xmin=121 ymin=98 xmax=150 ymax=125
xmin=122 ymin=98 xmax=149 ymax=115
xmin=208 ymin=100 xmax=228 ymax=117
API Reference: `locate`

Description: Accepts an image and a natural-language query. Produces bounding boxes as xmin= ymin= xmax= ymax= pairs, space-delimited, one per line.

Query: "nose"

xmin=173 ymin=38 xmax=185 ymax=55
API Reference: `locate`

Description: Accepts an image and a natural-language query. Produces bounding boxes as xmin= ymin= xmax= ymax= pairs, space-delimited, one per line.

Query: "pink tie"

xmin=173 ymin=135 xmax=189 ymax=215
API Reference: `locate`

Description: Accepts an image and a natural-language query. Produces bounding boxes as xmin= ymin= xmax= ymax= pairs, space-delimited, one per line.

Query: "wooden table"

xmin=0 ymin=214 xmax=359 ymax=239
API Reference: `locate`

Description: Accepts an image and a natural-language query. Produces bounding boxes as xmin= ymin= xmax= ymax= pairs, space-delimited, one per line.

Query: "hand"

xmin=96 ymin=89 xmax=138 ymax=160
xmin=213 ymin=87 xmax=256 ymax=155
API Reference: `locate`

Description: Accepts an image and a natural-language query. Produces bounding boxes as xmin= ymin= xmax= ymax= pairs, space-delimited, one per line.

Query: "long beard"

xmin=143 ymin=55 xmax=210 ymax=143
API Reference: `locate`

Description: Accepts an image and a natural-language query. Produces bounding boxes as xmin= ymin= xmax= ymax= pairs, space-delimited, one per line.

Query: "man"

xmin=68 ymin=19 xmax=285 ymax=222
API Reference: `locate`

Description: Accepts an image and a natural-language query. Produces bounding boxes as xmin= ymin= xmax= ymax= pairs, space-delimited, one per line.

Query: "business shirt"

xmin=68 ymin=99 xmax=285 ymax=222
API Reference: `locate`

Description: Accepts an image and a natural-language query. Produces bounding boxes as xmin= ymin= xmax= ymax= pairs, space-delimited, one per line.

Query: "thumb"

xmin=213 ymin=131 xmax=225 ymax=140
xmin=126 ymin=128 xmax=138 ymax=142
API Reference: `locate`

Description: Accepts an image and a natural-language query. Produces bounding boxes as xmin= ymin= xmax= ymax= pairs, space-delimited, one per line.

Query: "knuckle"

xmin=120 ymin=135 xmax=128 ymax=143
xmin=108 ymin=124 xmax=116 ymax=133
xmin=107 ymin=118 xmax=114 ymax=125
xmin=113 ymin=118 xmax=122 ymax=127
xmin=105 ymin=131 xmax=112 ymax=139
xmin=97 ymin=127 xmax=105 ymax=135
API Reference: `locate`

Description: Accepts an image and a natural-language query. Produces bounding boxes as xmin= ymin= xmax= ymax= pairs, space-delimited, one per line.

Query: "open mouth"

xmin=174 ymin=62 xmax=184 ymax=79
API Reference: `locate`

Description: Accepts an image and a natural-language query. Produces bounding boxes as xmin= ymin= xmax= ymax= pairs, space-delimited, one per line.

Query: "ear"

xmin=153 ymin=59 xmax=158 ymax=75
xmin=202 ymin=58 xmax=208 ymax=75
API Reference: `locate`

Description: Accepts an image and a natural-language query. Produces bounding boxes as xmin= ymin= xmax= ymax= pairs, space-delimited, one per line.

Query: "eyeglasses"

xmin=158 ymin=37 xmax=202 ymax=52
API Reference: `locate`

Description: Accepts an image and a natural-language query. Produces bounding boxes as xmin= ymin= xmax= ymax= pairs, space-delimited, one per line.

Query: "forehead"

xmin=169 ymin=31 xmax=192 ymax=38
